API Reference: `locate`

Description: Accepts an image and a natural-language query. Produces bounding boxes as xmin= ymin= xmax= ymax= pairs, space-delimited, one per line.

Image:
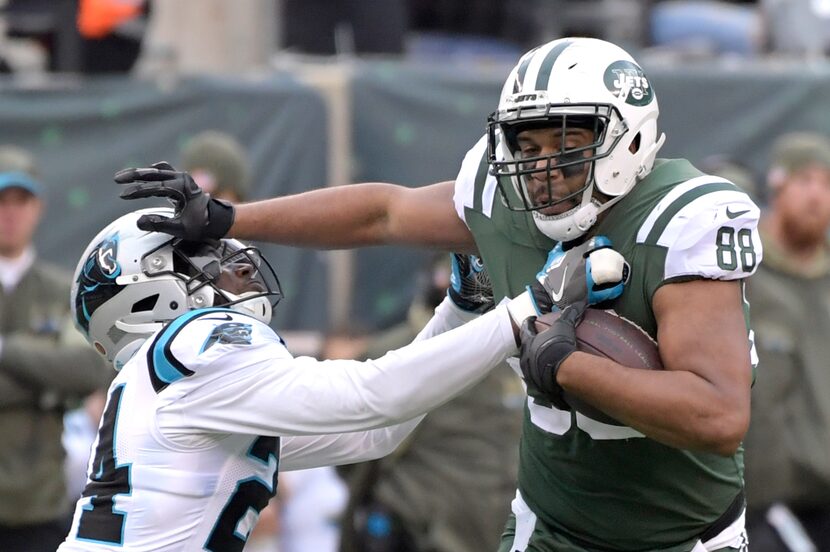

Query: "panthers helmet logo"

xmin=75 ymin=233 xmax=122 ymax=334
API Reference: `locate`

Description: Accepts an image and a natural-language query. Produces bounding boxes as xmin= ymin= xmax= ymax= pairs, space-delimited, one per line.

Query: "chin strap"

xmin=112 ymin=318 xmax=164 ymax=370
xmin=115 ymin=319 xmax=164 ymax=334
xmin=574 ymin=202 xmax=599 ymax=232
xmin=111 ymin=334 xmax=152 ymax=371
xmin=225 ymin=292 xmax=273 ymax=324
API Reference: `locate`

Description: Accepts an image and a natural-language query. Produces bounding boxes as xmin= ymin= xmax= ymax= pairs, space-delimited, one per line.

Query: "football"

xmin=533 ymin=308 xmax=662 ymax=425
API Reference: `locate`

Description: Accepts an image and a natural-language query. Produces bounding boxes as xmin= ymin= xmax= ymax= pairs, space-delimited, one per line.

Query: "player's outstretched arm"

xmin=279 ymin=417 xmax=425 ymax=471
xmin=279 ymin=254 xmax=497 ymax=471
xmin=116 ymin=163 xmax=477 ymax=252
xmin=234 ymin=181 xmax=475 ymax=251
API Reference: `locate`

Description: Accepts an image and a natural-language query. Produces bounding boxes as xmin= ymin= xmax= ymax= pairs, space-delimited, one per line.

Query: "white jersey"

xmin=59 ymin=301 xmax=516 ymax=552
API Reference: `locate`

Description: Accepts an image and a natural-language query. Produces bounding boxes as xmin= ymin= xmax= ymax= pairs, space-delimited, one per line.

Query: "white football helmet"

xmin=487 ymin=37 xmax=666 ymax=241
xmin=71 ymin=208 xmax=282 ymax=369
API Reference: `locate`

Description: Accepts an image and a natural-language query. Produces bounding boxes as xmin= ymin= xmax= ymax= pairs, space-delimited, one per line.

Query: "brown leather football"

xmin=534 ymin=308 xmax=662 ymax=425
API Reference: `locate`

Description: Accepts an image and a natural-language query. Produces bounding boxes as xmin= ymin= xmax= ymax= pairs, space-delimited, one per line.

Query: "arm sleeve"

xmin=278 ymin=418 xmax=423 ymax=471
xmin=415 ymin=295 xmax=480 ymax=340
xmin=167 ymin=305 xmax=517 ymax=440
xmin=279 ymin=296 xmax=487 ymax=469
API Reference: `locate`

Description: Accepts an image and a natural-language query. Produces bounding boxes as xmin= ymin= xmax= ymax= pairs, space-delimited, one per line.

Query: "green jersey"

xmin=453 ymin=137 xmax=761 ymax=550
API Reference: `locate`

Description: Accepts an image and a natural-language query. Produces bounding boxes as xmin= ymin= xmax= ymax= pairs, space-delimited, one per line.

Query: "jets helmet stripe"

xmin=514 ymin=51 xmax=536 ymax=94
xmin=534 ymin=40 xmax=574 ymax=90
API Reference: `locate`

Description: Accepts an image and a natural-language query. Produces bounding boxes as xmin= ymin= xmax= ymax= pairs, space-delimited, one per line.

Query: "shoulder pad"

xmin=454 ymin=134 xmax=498 ymax=221
xmin=147 ymin=308 xmax=283 ymax=393
xmin=636 ymin=176 xmax=762 ymax=280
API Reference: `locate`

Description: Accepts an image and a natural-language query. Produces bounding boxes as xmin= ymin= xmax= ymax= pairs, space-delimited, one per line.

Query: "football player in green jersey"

xmin=116 ymin=37 xmax=760 ymax=551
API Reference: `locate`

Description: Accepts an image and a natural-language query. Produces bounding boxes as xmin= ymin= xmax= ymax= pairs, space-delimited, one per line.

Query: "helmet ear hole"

xmin=131 ymin=293 xmax=159 ymax=313
xmin=629 ymin=132 xmax=642 ymax=154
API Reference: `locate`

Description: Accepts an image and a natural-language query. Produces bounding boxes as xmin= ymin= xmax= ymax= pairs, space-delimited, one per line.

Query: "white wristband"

xmin=506 ymin=290 xmax=538 ymax=326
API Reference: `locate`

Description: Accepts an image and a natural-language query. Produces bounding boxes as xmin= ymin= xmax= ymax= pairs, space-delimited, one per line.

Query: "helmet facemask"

xmin=155 ymin=238 xmax=283 ymax=324
xmin=488 ymin=103 xmax=627 ymax=241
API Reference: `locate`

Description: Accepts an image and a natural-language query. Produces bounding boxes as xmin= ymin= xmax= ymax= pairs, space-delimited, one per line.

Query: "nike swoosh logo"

xmin=726 ymin=207 xmax=750 ymax=219
xmin=550 ymin=266 xmax=568 ymax=302
xmin=202 ymin=314 xmax=233 ymax=321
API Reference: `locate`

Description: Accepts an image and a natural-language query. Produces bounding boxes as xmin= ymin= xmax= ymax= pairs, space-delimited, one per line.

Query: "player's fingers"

xmin=136 ymin=214 xmax=170 ymax=232
xmin=136 ymin=214 xmax=184 ymax=236
xmin=114 ymin=167 xmax=180 ymax=184
xmin=113 ymin=167 xmax=139 ymax=183
xmin=151 ymin=161 xmax=176 ymax=171
xmin=147 ymin=217 xmax=185 ymax=236
xmin=561 ymin=301 xmax=587 ymax=325
xmin=119 ymin=182 xmax=184 ymax=201
xmin=519 ymin=316 xmax=539 ymax=342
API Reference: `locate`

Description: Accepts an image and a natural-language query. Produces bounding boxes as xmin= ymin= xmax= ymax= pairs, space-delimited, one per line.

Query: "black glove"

xmin=115 ymin=161 xmax=235 ymax=241
xmin=529 ymin=236 xmax=629 ymax=314
xmin=519 ymin=301 xmax=586 ymax=409
xmin=447 ymin=253 xmax=494 ymax=314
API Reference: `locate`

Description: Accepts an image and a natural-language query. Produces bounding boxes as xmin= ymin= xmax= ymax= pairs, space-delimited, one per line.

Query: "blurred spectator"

xmin=649 ymin=0 xmax=764 ymax=56
xmin=76 ymin=0 xmax=149 ymax=74
xmin=700 ymin=154 xmax=762 ymax=203
xmin=62 ymin=390 xmax=106 ymax=502
xmin=743 ymin=132 xmax=830 ymax=550
xmin=0 ymin=145 xmax=111 ymax=552
xmin=2 ymin=0 xmax=148 ymax=73
xmin=406 ymin=0 xmax=559 ymax=59
xmin=180 ymin=130 xmax=250 ymax=203
xmin=409 ymin=0 xmax=507 ymax=39
xmin=761 ymin=0 xmax=830 ymax=57
xmin=245 ymin=497 xmax=282 ymax=552
xmin=281 ymin=0 xmax=406 ymax=55
xmin=279 ymin=467 xmax=349 ymax=552
xmin=339 ymin=254 xmax=523 ymax=552
xmin=319 ymin=326 xmax=370 ymax=363
xmin=525 ymin=0 xmax=648 ymax=50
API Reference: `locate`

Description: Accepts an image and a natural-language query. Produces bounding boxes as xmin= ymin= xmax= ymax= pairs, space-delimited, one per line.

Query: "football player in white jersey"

xmin=57 ymin=208 xmax=624 ymax=552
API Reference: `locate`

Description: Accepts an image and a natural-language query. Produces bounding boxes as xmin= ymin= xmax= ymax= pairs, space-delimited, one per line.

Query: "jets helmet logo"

xmin=604 ymin=60 xmax=653 ymax=107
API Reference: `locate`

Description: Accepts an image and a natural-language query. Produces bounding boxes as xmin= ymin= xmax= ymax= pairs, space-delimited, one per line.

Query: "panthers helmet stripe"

xmin=534 ymin=39 xmax=574 ymax=90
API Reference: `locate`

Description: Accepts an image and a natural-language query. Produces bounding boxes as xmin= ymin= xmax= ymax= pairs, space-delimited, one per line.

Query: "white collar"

xmin=0 ymin=247 xmax=36 ymax=294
